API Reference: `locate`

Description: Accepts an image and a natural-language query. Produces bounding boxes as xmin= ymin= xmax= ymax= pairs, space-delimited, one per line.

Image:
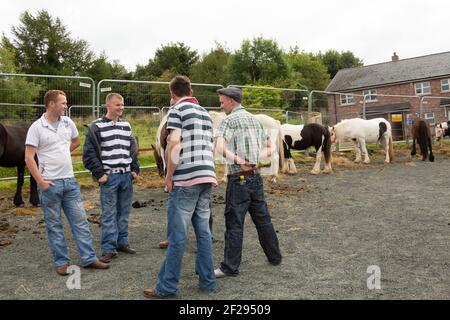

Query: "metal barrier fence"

xmin=3 ymin=72 xmax=450 ymax=181
xmin=0 ymin=73 xmax=95 ymax=121
xmin=96 ymin=79 xmax=224 ymax=119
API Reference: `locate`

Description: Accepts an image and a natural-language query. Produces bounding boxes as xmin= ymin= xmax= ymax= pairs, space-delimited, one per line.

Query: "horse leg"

xmin=382 ymin=136 xmax=390 ymax=163
xmin=14 ymin=165 xmax=25 ymax=207
xmin=411 ymin=138 xmax=417 ymax=157
xmin=29 ymin=174 xmax=40 ymax=206
xmin=359 ymin=138 xmax=370 ymax=163
xmin=310 ymin=146 xmax=322 ymax=175
xmin=353 ymin=139 xmax=362 ymax=163
xmin=222 ymin=164 xmax=228 ymax=183
xmin=428 ymin=137 xmax=435 ymax=162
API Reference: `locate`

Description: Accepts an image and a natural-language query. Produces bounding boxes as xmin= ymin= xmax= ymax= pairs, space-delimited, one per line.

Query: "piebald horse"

xmin=435 ymin=121 xmax=450 ymax=142
xmin=281 ymin=123 xmax=332 ymax=175
xmin=209 ymin=111 xmax=284 ymax=183
xmin=330 ymin=118 xmax=394 ymax=163
xmin=411 ymin=118 xmax=434 ymax=162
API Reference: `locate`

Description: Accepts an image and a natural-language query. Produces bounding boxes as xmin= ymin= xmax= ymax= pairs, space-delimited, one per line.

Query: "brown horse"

xmin=0 ymin=122 xmax=39 ymax=206
xmin=411 ymin=118 xmax=434 ymax=162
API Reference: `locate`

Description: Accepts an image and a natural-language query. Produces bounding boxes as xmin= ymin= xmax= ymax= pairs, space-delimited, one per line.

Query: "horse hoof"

xmin=364 ymin=160 xmax=370 ymax=164
xmin=322 ymin=169 xmax=332 ymax=174
xmin=310 ymin=170 xmax=320 ymax=175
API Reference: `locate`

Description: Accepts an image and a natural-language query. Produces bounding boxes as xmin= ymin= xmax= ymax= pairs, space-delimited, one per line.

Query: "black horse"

xmin=0 ymin=123 xmax=39 ymax=206
xmin=411 ymin=118 xmax=434 ymax=162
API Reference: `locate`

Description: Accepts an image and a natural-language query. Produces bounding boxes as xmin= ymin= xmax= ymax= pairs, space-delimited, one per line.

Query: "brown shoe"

xmin=158 ymin=240 xmax=169 ymax=249
xmin=56 ymin=264 xmax=70 ymax=276
xmin=143 ymin=288 xmax=161 ymax=299
xmin=85 ymin=260 xmax=110 ymax=269
xmin=99 ymin=252 xmax=117 ymax=263
xmin=117 ymin=244 xmax=136 ymax=254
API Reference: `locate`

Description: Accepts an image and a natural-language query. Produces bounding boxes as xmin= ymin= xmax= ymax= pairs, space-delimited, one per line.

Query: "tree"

xmin=5 ymin=10 xmax=94 ymax=75
xmin=284 ymin=49 xmax=330 ymax=91
xmin=135 ymin=42 xmax=198 ymax=80
xmin=226 ymin=37 xmax=288 ymax=85
xmin=0 ymin=41 xmax=41 ymax=119
xmin=87 ymin=53 xmax=131 ymax=82
xmin=318 ymin=49 xmax=363 ymax=79
xmin=190 ymin=43 xmax=231 ymax=84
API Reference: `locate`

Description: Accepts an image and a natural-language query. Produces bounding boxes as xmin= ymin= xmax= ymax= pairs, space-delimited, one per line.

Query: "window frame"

xmin=414 ymin=81 xmax=431 ymax=95
xmin=441 ymin=79 xmax=450 ymax=92
xmin=340 ymin=94 xmax=355 ymax=106
xmin=362 ymin=89 xmax=377 ymax=102
xmin=424 ymin=112 xmax=435 ymax=126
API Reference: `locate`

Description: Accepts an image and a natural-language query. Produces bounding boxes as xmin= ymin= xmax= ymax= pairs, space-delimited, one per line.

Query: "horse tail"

xmin=418 ymin=120 xmax=428 ymax=158
xmin=277 ymin=121 xmax=285 ymax=170
xmin=322 ymin=125 xmax=332 ymax=165
xmin=388 ymin=136 xmax=394 ymax=162
xmin=378 ymin=121 xmax=387 ymax=142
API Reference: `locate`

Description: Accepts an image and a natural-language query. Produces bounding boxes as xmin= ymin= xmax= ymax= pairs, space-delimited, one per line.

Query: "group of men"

xmin=24 ymin=75 xmax=282 ymax=299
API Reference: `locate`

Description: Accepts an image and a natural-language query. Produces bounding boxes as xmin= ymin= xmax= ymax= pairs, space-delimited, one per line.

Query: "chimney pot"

xmin=392 ymin=52 xmax=399 ymax=62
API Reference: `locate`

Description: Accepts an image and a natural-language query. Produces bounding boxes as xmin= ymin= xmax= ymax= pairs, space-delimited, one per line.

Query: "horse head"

xmin=435 ymin=121 xmax=450 ymax=141
xmin=152 ymin=144 xmax=165 ymax=177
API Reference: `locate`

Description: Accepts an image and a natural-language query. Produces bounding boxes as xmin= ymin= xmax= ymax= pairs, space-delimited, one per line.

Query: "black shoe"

xmin=99 ymin=252 xmax=117 ymax=263
xmin=269 ymin=255 xmax=282 ymax=266
xmin=117 ymin=245 xmax=136 ymax=254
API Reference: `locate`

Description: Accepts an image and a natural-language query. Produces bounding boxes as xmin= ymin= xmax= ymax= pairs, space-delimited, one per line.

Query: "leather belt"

xmin=231 ymin=169 xmax=260 ymax=177
xmin=108 ymin=167 xmax=131 ymax=174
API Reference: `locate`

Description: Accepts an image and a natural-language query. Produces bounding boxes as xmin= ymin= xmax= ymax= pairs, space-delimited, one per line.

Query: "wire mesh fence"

xmin=0 ymin=73 xmax=95 ymax=122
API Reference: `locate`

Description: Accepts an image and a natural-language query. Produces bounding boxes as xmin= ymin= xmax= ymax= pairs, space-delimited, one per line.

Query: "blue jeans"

xmin=100 ymin=172 xmax=133 ymax=254
xmin=220 ymin=173 xmax=282 ymax=275
xmin=39 ymin=178 xmax=97 ymax=267
xmin=155 ymin=183 xmax=216 ymax=297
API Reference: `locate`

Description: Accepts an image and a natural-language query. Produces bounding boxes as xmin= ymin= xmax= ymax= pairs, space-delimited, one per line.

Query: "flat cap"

xmin=217 ymin=87 xmax=242 ymax=103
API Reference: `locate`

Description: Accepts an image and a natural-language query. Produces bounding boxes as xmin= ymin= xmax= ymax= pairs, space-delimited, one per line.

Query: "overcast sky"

xmin=1 ymin=0 xmax=448 ymax=71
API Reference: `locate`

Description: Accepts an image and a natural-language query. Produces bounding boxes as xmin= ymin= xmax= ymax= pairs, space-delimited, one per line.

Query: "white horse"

xmin=209 ymin=111 xmax=284 ymax=183
xmin=435 ymin=121 xmax=450 ymax=142
xmin=330 ymin=118 xmax=394 ymax=163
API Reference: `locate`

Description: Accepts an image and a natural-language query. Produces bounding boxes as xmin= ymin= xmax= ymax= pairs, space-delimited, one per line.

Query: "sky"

xmin=1 ymin=0 xmax=448 ymax=71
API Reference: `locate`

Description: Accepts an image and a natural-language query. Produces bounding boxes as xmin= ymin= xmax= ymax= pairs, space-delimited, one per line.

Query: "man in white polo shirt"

xmin=24 ymin=90 xmax=109 ymax=276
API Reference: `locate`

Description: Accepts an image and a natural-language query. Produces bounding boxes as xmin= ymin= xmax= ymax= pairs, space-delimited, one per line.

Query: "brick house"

xmin=325 ymin=51 xmax=450 ymax=140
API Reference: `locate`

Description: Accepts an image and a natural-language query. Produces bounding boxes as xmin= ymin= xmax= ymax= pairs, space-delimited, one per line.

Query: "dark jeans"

xmin=220 ymin=173 xmax=281 ymax=275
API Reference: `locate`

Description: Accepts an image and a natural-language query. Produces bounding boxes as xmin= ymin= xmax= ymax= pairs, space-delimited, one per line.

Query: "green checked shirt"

xmin=214 ymin=106 xmax=269 ymax=175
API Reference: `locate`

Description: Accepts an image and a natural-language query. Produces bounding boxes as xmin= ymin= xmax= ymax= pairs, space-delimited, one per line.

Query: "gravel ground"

xmin=0 ymin=147 xmax=449 ymax=300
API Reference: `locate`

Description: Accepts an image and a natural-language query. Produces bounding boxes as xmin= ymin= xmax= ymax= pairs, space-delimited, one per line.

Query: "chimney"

xmin=391 ymin=52 xmax=399 ymax=62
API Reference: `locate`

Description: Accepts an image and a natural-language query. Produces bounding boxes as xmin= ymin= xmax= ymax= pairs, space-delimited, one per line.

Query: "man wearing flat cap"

xmin=213 ymin=87 xmax=282 ymax=279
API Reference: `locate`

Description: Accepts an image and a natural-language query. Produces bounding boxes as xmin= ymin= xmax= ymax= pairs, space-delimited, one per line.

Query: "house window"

xmin=340 ymin=94 xmax=354 ymax=105
xmin=424 ymin=112 xmax=435 ymax=126
xmin=441 ymin=79 xmax=450 ymax=92
xmin=415 ymin=81 xmax=431 ymax=95
xmin=362 ymin=89 xmax=377 ymax=101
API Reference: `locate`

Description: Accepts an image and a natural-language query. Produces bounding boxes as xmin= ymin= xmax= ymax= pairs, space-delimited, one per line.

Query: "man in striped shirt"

xmin=83 ymin=93 xmax=140 ymax=263
xmin=143 ymin=76 xmax=217 ymax=299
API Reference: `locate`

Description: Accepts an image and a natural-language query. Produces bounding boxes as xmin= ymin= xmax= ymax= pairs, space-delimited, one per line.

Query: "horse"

xmin=152 ymin=114 xmax=169 ymax=178
xmin=411 ymin=118 xmax=434 ymax=162
xmin=0 ymin=123 xmax=39 ymax=206
xmin=435 ymin=121 xmax=450 ymax=142
xmin=209 ymin=111 xmax=284 ymax=183
xmin=281 ymin=123 xmax=332 ymax=175
xmin=330 ymin=118 xmax=394 ymax=164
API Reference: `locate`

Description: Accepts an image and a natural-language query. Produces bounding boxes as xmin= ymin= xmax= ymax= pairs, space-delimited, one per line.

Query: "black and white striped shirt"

xmin=166 ymin=98 xmax=217 ymax=186
xmin=94 ymin=117 xmax=133 ymax=172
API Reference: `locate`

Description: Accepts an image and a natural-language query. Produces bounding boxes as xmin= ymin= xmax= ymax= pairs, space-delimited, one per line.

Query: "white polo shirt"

xmin=25 ymin=115 xmax=78 ymax=180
